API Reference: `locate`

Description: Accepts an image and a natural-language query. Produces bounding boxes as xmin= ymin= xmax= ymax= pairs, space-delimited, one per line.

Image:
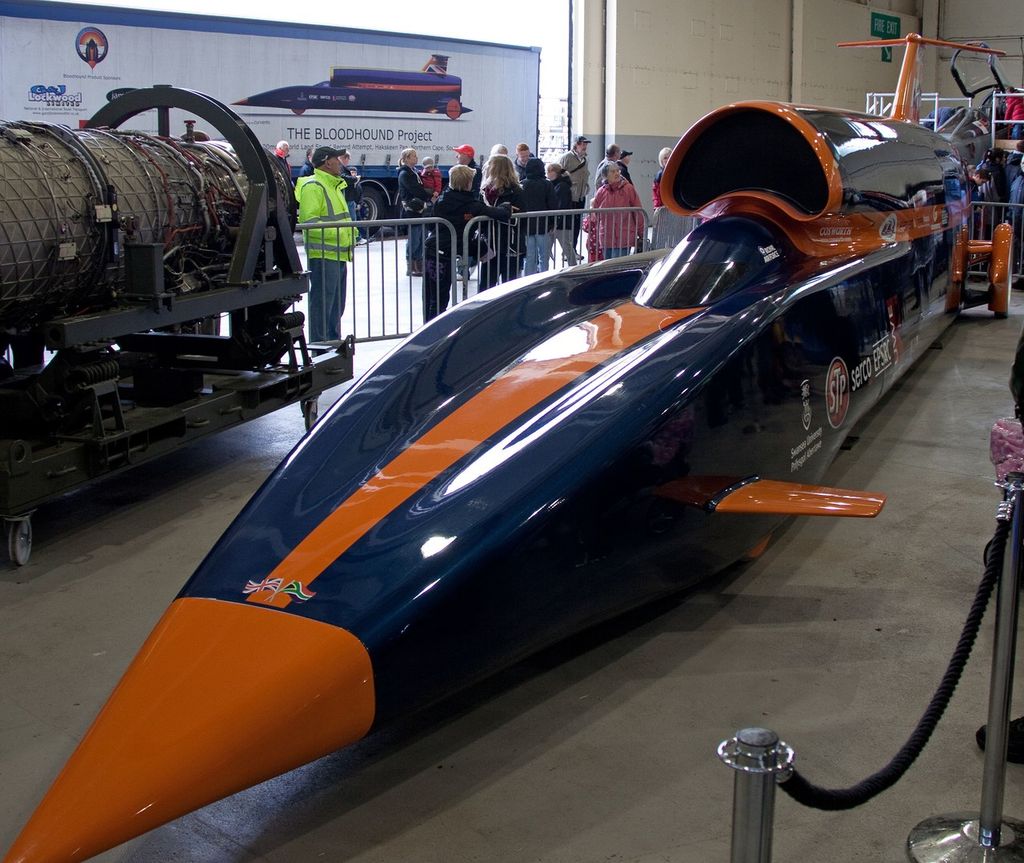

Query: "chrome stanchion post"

xmin=907 ymin=476 xmax=1024 ymax=862
xmin=718 ymin=727 xmax=795 ymax=863
xmin=980 ymin=480 xmax=1024 ymax=846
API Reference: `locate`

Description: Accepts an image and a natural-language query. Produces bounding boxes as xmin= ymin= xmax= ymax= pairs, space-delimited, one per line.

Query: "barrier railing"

xmin=988 ymin=91 xmax=1020 ymax=145
xmin=969 ymin=201 xmax=1024 ymax=281
xmin=294 ymin=215 xmax=457 ymax=342
xmin=460 ymin=206 xmax=650 ymax=297
xmin=296 ymin=206 xmax=662 ymax=339
xmin=865 ymin=92 xmax=971 ymax=129
xmin=651 ymin=207 xmax=701 ymax=249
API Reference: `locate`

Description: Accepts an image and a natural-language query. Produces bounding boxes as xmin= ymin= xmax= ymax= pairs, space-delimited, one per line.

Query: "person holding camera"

xmin=398 ymin=148 xmax=435 ymax=275
xmin=338 ymin=149 xmax=365 ymax=242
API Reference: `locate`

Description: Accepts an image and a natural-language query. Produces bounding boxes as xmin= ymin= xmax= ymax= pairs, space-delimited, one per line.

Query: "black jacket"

xmin=483 ymin=184 xmax=526 ymax=255
xmin=1006 ymin=153 xmax=1023 ymax=191
xmin=340 ymin=164 xmax=362 ymax=205
xmin=519 ymin=158 xmax=557 ymax=235
xmin=398 ymin=164 xmax=433 ymax=212
xmin=432 ymin=188 xmax=509 ymax=255
xmin=550 ymin=173 xmax=573 ymax=228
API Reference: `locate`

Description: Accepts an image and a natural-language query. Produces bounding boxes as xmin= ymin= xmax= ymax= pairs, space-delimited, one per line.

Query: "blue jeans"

xmin=605 ymin=247 xmax=631 ymax=259
xmin=307 ymin=257 xmax=347 ymax=342
xmin=407 ymin=223 xmax=423 ymax=263
xmin=523 ymin=233 xmax=552 ymax=275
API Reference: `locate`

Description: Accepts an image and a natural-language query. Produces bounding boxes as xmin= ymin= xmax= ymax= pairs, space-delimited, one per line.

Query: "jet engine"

xmin=0 ymin=122 xmax=291 ymax=330
xmin=0 ymin=87 xmax=352 ymax=566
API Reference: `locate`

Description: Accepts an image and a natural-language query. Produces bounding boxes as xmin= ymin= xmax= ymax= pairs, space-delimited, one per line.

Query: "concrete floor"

xmin=2 ymin=302 xmax=1024 ymax=862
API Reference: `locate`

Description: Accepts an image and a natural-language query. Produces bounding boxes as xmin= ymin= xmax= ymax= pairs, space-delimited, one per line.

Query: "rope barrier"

xmin=778 ymin=520 xmax=1011 ymax=810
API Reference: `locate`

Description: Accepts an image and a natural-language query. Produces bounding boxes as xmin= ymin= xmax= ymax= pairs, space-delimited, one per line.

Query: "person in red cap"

xmin=452 ymin=144 xmax=482 ymax=195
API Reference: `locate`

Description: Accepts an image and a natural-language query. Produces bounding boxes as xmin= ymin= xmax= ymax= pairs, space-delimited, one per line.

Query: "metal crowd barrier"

xmin=651 ymin=207 xmax=701 ymax=249
xmin=296 ymin=206 xmax=672 ymax=342
xmin=968 ymin=201 xmax=1024 ymax=282
xmin=294 ymin=216 xmax=457 ymax=342
xmin=460 ymin=206 xmax=650 ymax=295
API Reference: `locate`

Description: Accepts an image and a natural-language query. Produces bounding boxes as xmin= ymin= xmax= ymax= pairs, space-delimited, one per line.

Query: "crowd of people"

xmin=970 ymin=143 xmax=1024 ymax=236
xmin=408 ymin=137 xmax=659 ymax=321
xmin=286 ymin=135 xmax=666 ymax=333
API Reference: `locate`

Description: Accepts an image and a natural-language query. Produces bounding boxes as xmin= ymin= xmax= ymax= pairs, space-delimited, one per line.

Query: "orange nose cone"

xmin=3 ymin=597 xmax=375 ymax=863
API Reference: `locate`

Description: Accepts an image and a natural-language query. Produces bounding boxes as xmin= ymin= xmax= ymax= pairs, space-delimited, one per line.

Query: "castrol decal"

xmin=825 ymin=357 xmax=850 ymax=429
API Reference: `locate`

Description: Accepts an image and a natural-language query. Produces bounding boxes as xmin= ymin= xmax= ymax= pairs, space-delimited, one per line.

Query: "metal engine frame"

xmin=0 ymin=87 xmax=354 ymax=565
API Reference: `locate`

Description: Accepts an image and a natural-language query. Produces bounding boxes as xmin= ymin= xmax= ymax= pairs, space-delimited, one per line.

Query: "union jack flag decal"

xmin=243 ymin=577 xmax=283 ymax=595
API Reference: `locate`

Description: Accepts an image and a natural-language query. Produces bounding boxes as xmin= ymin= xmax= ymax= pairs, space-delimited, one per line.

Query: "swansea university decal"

xmin=76 ymin=27 xmax=108 ymax=69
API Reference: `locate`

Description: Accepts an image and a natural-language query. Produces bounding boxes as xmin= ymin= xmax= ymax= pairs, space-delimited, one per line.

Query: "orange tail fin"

xmin=838 ymin=34 xmax=1003 ymax=124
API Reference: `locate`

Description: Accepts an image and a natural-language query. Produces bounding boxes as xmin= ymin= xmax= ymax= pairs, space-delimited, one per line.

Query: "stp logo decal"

xmin=825 ymin=357 xmax=850 ymax=429
xmin=76 ymin=27 xmax=108 ymax=69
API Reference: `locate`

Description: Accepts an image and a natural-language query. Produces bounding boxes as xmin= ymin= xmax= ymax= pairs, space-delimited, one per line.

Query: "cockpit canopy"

xmin=636 ymin=217 xmax=788 ymax=309
xmin=949 ymin=42 xmax=1010 ymax=99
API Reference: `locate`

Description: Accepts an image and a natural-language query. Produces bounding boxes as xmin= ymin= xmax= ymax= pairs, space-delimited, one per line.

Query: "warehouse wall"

xmin=940 ymin=1 xmax=1024 ymax=90
xmin=573 ymin=0 xmax=938 ymax=212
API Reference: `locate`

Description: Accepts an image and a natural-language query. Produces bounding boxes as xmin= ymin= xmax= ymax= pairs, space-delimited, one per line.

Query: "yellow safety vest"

xmin=296 ymin=169 xmax=356 ymax=262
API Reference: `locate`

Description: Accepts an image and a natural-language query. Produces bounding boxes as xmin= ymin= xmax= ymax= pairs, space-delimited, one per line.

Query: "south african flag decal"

xmin=280 ymin=580 xmax=316 ymax=602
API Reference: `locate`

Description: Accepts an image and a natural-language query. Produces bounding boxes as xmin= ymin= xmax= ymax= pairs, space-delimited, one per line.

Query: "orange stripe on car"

xmin=249 ymin=302 xmax=699 ymax=609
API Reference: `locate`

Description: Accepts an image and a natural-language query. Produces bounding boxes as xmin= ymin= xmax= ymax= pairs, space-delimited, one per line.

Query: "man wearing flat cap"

xmin=616 ymin=149 xmax=634 ymax=186
xmin=295 ymin=146 xmax=356 ymax=342
xmin=558 ymin=134 xmax=592 ymax=252
xmin=452 ymin=144 xmax=481 ymax=195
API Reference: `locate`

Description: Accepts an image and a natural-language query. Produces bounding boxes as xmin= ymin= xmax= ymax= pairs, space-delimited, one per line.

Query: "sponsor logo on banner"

xmin=28 ymin=84 xmax=82 ymax=107
xmin=76 ymin=26 xmax=108 ymax=69
xmin=825 ymin=357 xmax=850 ymax=428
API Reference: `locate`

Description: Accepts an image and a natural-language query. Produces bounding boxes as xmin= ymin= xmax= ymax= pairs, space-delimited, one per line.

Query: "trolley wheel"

xmin=7 ymin=517 xmax=32 ymax=567
xmin=301 ymin=397 xmax=319 ymax=431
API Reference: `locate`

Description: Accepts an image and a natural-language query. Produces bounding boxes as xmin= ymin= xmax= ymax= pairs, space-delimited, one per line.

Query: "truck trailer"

xmin=0 ymin=0 xmax=542 ymax=219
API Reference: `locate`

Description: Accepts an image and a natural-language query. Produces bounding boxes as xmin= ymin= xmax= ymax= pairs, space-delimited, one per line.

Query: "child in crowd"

xmin=420 ymin=157 xmax=444 ymax=198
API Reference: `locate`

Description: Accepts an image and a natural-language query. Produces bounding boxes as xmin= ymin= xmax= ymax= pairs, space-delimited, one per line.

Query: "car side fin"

xmin=657 ymin=475 xmax=885 ymax=518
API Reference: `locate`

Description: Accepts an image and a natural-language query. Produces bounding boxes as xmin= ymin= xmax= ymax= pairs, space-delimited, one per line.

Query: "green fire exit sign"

xmin=871 ymin=11 xmax=900 ymax=62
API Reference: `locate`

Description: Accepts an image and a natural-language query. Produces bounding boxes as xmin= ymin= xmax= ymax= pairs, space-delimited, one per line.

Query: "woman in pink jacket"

xmin=586 ymin=163 xmax=643 ymax=259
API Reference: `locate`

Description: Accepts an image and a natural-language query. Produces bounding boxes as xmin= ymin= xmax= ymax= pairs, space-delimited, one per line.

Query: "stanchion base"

xmin=908 ymin=812 xmax=1024 ymax=861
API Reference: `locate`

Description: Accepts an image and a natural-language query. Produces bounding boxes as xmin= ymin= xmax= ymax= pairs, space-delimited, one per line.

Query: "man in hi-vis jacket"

xmin=296 ymin=146 xmax=356 ymax=342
